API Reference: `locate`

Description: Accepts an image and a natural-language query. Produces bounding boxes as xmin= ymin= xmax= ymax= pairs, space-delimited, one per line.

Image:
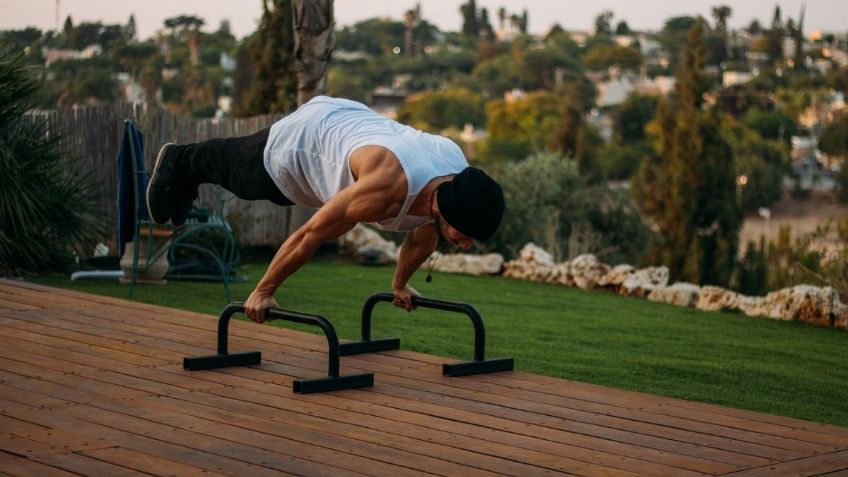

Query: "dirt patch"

xmin=740 ymin=190 xmax=848 ymax=253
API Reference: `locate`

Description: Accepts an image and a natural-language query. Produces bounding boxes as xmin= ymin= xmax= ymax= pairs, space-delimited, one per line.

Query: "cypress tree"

xmin=460 ymin=0 xmax=479 ymax=39
xmin=633 ymin=18 xmax=741 ymax=285
xmin=235 ymin=0 xmax=297 ymax=116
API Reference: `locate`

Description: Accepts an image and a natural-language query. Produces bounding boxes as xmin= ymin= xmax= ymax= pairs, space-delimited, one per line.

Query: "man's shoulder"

xmin=349 ymin=145 xmax=403 ymax=179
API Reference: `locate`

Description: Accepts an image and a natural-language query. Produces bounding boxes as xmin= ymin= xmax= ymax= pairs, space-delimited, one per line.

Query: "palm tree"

xmin=711 ymin=5 xmax=732 ymax=34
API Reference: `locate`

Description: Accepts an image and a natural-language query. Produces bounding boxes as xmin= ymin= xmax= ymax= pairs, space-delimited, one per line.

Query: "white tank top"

xmin=263 ymin=96 xmax=468 ymax=232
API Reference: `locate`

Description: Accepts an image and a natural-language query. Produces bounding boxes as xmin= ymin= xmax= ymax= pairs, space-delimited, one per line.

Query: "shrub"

xmin=0 ymin=47 xmax=105 ymax=275
xmin=486 ymin=152 xmax=652 ymax=264
xmin=765 ymin=223 xmax=848 ymax=300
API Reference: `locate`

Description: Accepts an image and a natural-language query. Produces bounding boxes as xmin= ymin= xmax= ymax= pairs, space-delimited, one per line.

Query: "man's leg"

xmin=147 ymin=127 xmax=292 ymax=225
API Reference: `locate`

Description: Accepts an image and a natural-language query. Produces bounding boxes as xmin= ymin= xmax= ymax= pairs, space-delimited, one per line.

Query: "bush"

xmin=765 ymin=223 xmax=848 ymax=301
xmin=486 ymin=152 xmax=652 ymax=264
xmin=0 ymin=47 xmax=105 ymax=275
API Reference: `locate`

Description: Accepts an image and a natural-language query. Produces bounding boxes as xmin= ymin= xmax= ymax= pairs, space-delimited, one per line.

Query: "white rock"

xmin=695 ymin=286 xmax=741 ymax=312
xmin=620 ymin=266 xmax=670 ymax=298
xmin=570 ymin=254 xmax=610 ymax=290
xmin=759 ymin=285 xmax=842 ymax=326
xmin=338 ymin=224 xmax=398 ymax=263
xmin=647 ymin=282 xmax=701 ymax=307
xmin=600 ymin=264 xmax=635 ymax=289
xmin=518 ymin=243 xmax=555 ymax=265
xmin=429 ymin=253 xmax=504 ymax=276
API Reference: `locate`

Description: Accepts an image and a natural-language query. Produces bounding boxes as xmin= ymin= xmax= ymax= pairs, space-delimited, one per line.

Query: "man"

xmin=147 ymin=96 xmax=504 ymax=323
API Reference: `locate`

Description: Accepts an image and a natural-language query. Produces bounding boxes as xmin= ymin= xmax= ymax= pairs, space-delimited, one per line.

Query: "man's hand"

xmin=244 ymin=290 xmax=280 ymax=323
xmin=392 ymin=285 xmax=420 ymax=312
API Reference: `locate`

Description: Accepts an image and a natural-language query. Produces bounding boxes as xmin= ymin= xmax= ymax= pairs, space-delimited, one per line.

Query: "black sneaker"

xmin=171 ymin=182 xmax=199 ymax=226
xmin=146 ymin=143 xmax=179 ymax=224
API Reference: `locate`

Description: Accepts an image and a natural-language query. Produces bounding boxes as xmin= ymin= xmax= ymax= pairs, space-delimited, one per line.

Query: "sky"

xmin=1 ymin=0 xmax=846 ymax=40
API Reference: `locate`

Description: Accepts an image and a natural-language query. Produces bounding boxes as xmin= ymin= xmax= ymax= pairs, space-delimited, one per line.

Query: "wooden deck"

xmin=1 ymin=279 xmax=847 ymax=477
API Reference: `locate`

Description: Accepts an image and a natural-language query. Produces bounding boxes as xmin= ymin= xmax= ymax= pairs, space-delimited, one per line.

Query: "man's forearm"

xmin=254 ymin=226 xmax=324 ymax=295
xmin=392 ymin=229 xmax=438 ymax=289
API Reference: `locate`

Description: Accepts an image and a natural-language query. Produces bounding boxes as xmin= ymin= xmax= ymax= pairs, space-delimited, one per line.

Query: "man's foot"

xmin=147 ymin=143 xmax=188 ymax=224
xmin=170 ymin=181 xmax=199 ymax=226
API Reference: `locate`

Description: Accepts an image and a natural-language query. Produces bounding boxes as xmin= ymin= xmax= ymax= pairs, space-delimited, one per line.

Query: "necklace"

xmin=427 ymin=185 xmax=442 ymax=283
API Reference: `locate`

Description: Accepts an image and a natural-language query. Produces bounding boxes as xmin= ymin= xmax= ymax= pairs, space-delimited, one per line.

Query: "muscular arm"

xmin=391 ymin=222 xmax=440 ymax=311
xmin=244 ymin=152 xmax=406 ymax=322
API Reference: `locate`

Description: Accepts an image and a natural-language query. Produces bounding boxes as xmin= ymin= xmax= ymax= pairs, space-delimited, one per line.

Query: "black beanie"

xmin=437 ymin=167 xmax=505 ymax=242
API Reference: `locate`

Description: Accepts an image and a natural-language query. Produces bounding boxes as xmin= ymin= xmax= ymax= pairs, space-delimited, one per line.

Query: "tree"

xmin=658 ymin=16 xmax=697 ymax=70
xmin=397 ymin=87 xmax=485 ymax=131
xmin=484 ymin=91 xmax=562 ymax=161
xmin=594 ymin=10 xmax=613 ymax=36
xmin=612 ymin=93 xmax=659 ymax=142
xmin=460 ymin=0 xmax=479 ymax=39
xmin=63 ymin=16 xmax=73 ymax=36
xmin=49 ymin=58 xmax=122 ymax=106
xmin=818 ymin=113 xmax=848 ymax=202
xmin=711 ymin=5 xmax=731 ymax=34
xmin=470 ymin=54 xmax=522 ymax=98
xmin=615 ymin=21 xmax=631 ymax=35
xmin=724 ymin=119 xmax=786 ymax=211
xmin=744 ymin=108 xmax=795 ymax=143
xmin=479 ymin=8 xmax=495 ymax=42
xmin=293 ymin=0 xmax=335 ymax=105
xmin=632 ymin=18 xmax=741 ymax=285
xmin=766 ymin=5 xmax=784 ymax=64
xmin=710 ymin=5 xmax=731 ymax=64
xmin=581 ymin=44 xmax=643 ymax=72
xmin=334 ymin=18 xmax=405 ymax=56
xmin=126 ymin=14 xmax=137 ymax=42
xmin=792 ymin=5 xmax=805 ymax=71
xmin=234 ymin=0 xmax=297 ymax=116
xmin=403 ymin=5 xmax=420 ymax=56
xmin=826 ymin=66 xmax=848 ymax=96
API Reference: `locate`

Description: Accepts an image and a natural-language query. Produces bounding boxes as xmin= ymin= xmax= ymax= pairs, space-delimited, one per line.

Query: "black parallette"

xmin=183 ymin=303 xmax=374 ymax=394
xmin=339 ymin=292 xmax=514 ymax=376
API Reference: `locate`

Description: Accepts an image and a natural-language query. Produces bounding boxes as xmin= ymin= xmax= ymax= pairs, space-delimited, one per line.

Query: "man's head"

xmin=436 ymin=167 xmax=505 ymax=244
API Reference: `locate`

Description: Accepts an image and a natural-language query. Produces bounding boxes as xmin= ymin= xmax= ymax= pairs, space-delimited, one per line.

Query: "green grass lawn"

xmin=32 ymin=259 xmax=848 ymax=427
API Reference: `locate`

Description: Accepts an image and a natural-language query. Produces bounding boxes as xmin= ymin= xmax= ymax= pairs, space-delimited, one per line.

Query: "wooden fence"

xmin=32 ymin=103 xmax=292 ymax=250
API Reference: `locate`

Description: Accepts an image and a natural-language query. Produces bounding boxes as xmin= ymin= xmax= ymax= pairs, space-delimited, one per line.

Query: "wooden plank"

xmin=245 ymin=358 xmax=819 ymax=461
xmin=0 ymin=432 xmax=74 ymax=457
xmin=818 ymin=470 xmax=848 ymax=477
xmin=64 ymin=395 xmax=538 ymax=477
xmin=0 ymin=359 xmax=153 ymax=401
xmin=9 ymin=428 xmax=120 ymax=455
xmin=0 ymin=319 xmax=171 ymax=367
xmin=0 ymin=399 xmax=299 ymax=477
xmin=166 ymin=382 xmax=752 ymax=473
xmin=0 ymin=456 xmax=79 ymax=477
xmin=140 ymin=391 xmax=636 ymax=477
xmin=0 ymin=382 xmax=72 ymax=409
xmin=0 ymin=416 xmax=49 ymax=435
xmin=0 ymin=344 xmax=232 ymax=396
xmin=55 ymin=406 xmax=438 ymax=477
xmin=80 ymin=447 xmax=228 ymax=477
xmin=32 ymin=452 xmax=150 ymax=477
xmin=719 ymin=450 xmax=848 ymax=476
xmin=472 ymin=371 xmax=848 ymax=444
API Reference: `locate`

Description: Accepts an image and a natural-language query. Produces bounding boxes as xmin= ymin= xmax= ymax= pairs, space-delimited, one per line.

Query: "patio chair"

xmin=117 ymin=120 xmax=239 ymax=303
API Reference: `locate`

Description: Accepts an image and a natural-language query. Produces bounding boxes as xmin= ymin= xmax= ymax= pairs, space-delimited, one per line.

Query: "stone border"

xmin=338 ymin=229 xmax=848 ymax=331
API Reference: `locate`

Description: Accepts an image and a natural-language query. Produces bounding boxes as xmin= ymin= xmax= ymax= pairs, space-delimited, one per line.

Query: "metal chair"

xmin=118 ymin=120 xmax=239 ymax=303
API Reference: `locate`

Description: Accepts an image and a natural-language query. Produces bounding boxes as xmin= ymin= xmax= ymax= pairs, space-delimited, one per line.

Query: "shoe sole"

xmin=147 ymin=142 xmax=175 ymax=224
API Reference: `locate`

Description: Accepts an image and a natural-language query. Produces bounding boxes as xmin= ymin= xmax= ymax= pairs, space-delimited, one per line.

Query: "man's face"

xmin=436 ymin=216 xmax=474 ymax=250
